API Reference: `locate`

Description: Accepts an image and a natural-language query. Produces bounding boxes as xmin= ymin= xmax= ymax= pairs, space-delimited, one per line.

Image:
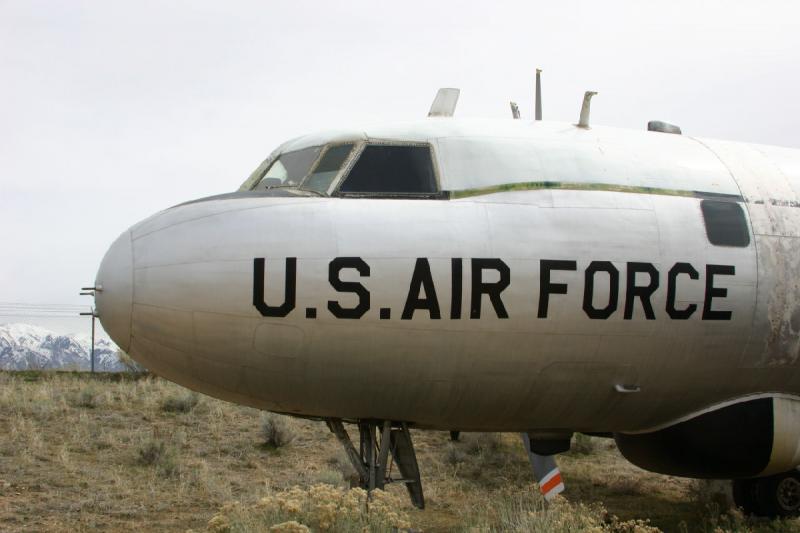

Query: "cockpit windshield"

xmin=246 ymin=143 xmax=357 ymax=195
xmin=241 ymin=140 xmax=438 ymax=198
xmin=301 ymin=144 xmax=355 ymax=194
xmin=252 ymin=146 xmax=322 ymax=191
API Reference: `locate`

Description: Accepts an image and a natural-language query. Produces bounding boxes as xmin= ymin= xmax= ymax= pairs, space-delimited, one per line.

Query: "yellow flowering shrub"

xmin=269 ymin=521 xmax=310 ymax=533
xmin=207 ymin=484 xmax=413 ymax=532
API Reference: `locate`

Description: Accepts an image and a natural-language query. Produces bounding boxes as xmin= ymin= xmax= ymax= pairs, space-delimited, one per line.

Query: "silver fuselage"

xmin=95 ymin=119 xmax=800 ymax=433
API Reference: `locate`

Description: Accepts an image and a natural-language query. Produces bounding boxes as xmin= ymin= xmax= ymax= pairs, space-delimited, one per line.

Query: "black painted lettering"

xmin=624 ymin=262 xmax=659 ymax=320
xmin=328 ymin=257 xmax=370 ymax=319
xmin=253 ymin=257 xmax=296 ymax=317
xmin=538 ymin=260 xmax=577 ymax=318
xmin=702 ymin=264 xmax=735 ymax=320
xmin=583 ymin=261 xmax=619 ymax=319
xmin=470 ymin=258 xmax=510 ymax=319
xmin=450 ymin=258 xmax=462 ymax=319
xmin=402 ymin=258 xmax=441 ymax=319
xmin=666 ymin=262 xmax=699 ymax=319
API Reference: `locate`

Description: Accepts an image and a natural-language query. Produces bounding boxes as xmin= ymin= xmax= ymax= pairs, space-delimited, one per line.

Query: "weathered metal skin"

xmin=95 ymin=119 xmax=800 ymax=437
xmin=700 ymin=140 xmax=800 ymax=368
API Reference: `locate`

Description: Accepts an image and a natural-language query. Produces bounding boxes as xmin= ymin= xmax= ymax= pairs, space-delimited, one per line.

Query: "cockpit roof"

xmin=276 ymin=118 xmax=564 ymax=153
xmin=264 ymin=118 xmax=746 ymax=198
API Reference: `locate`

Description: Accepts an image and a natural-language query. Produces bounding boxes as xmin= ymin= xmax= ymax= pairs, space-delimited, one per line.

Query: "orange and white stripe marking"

xmin=539 ymin=467 xmax=565 ymax=501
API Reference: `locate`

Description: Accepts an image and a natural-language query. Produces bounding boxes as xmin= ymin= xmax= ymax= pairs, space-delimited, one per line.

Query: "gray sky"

xmin=2 ymin=0 xmax=800 ymax=337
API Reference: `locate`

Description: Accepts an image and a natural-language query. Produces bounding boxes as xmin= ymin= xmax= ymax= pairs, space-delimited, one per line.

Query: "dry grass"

xmin=0 ymin=371 xmax=799 ymax=532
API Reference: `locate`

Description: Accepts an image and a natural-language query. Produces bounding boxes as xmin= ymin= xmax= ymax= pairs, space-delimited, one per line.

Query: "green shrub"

xmin=464 ymin=433 xmax=501 ymax=455
xmin=326 ymin=451 xmax=357 ymax=486
xmin=160 ymin=392 xmax=199 ymax=413
xmin=75 ymin=387 xmax=98 ymax=408
xmin=466 ymin=488 xmax=660 ymax=532
xmin=313 ymin=469 xmax=346 ymax=487
xmin=569 ymin=433 xmax=596 ymax=455
xmin=260 ymin=413 xmax=296 ymax=449
xmin=445 ymin=443 xmax=468 ymax=466
xmin=136 ymin=438 xmax=178 ymax=476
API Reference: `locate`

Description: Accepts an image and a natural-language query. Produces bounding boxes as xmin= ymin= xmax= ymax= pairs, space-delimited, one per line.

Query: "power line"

xmin=0 ymin=314 xmax=87 ymax=319
xmin=0 ymin=308 xmax=89 ymax=312
xmin=0 ymin=306 xmax=88 ymax=308
xmin=0 ymin=306 xmax=90 ymax=310
xmin=0 ymin=302 xmax=93 ymax=319
xmin=0 ymin=302 xmax=90 ymax=306
xmin=0 ymin=311 xmax=89 ymax=315
xmin=0 ymin=302 xmax=89 ymax=308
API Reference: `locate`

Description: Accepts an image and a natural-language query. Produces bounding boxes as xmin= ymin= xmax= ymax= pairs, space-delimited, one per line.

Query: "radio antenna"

xmin=535 ymin=68 xmax=543 ymax=120
xmin=577 ymin=91 xmax=598 ymax=129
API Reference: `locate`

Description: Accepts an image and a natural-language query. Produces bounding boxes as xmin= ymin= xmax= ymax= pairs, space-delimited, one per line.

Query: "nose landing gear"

xmin=326 ymin=419 xmax=425 ymax=509
xmin=733 ymin=470 xmax=800 ymax=518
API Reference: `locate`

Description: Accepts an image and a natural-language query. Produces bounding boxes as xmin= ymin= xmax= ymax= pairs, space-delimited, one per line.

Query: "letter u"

xmin=253 ymin=258 xmax=296 ymax=317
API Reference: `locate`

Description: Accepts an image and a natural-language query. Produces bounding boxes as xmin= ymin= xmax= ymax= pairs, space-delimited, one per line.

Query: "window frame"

xmin=700 ymin=198 xmax=751 ymax=248
xmin=298 ymin=142 xmax=359 ymax=195
xmin=331 ymin=141 xmax=446 ymax=199
xmin=239 ymin=155 xmax=276 ymax=191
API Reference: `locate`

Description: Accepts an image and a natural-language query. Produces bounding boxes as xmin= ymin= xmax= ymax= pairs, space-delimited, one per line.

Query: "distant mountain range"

xmin=0 ymin=323 xmax=125 ymax=371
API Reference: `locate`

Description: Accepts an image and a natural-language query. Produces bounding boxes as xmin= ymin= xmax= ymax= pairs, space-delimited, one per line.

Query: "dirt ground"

xmin=0 ymin=371 xmax=797 ymax=532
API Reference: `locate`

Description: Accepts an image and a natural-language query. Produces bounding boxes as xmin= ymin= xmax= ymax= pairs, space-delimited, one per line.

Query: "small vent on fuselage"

xmin=648 ymin=121 xmax=682 ymax=134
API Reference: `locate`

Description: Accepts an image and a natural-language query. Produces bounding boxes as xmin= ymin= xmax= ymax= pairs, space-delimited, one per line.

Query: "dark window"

xmin=701 ymin=200 xmax=750 ymax=247
xmin=338 ymin=145 xmax=437 ymax=195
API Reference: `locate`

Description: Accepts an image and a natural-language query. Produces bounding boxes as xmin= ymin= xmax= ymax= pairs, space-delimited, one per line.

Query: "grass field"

xmin=1 ymin=371 xmax=799 ymax=532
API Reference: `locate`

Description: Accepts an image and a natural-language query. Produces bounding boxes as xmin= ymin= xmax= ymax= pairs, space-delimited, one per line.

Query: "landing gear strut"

xmin=733 ymin=470 xmax=800 ymax=518
xmin=326 ymin=419 xmax=425 ymax=509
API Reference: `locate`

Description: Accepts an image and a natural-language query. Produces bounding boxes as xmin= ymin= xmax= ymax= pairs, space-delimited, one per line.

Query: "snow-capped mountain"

xmin=0 ymin=323 xmax=125 ymax=371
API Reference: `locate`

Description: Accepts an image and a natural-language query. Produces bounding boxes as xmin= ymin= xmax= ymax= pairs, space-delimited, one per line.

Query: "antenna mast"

xmin=535 ymin=68 xmax=543 ymax=121
xmin=577 ymin=91 xmax=598 ymax=129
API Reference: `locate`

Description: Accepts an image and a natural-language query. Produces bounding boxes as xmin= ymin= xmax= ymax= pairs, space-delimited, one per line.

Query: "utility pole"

xmin=79 ymin=309 xmax=96 ymax=373
xmin=80 ymin=286 xmax=100 ymax=373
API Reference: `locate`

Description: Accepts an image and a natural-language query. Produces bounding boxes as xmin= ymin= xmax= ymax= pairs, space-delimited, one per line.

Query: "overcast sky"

xmin=2 ymin=0 xmax=800 ymax=337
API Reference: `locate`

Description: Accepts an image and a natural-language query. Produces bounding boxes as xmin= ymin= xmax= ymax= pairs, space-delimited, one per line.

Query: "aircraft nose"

xmin=95 ymin=230 xmax=133 ymax=352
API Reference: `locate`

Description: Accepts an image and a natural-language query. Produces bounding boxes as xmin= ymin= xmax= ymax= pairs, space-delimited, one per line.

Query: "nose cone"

xmin=95 ymin=230 xmax=133 ymax=352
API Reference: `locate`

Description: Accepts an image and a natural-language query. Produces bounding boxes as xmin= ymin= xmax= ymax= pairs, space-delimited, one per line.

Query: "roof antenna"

xmin=510 ymin=101 xmax=521 ymax=119
xmin=535 ymin=68 xmax=543 ymax=121
xmin=428 ymin=88 xmax=460 ymax=117
xmin=577 ymin=91 xmax=598 ymax=129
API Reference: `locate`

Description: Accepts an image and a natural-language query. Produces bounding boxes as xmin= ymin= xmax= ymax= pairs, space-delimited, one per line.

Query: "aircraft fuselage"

xmin=95 ymin=119 xmax=800 ymax=437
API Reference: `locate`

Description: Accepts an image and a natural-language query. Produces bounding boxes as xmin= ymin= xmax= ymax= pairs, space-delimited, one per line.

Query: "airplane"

xmin=88 ymin=74 xmax=800 ymax=518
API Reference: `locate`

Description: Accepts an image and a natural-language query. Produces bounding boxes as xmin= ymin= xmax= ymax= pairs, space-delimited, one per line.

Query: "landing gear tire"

xmin=734 ymin=471 xmax=800 ymax=518
xmin=756 ymin=471 xmax=800 ymax=518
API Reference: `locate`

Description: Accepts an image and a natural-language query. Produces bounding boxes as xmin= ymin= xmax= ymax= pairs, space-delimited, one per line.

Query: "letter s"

xmin=328 ymin=257 xmax=370 ymax=319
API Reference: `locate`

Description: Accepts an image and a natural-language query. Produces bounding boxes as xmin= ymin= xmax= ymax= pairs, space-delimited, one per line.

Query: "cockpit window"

xmin=300 ymin=144 xmax=355 ymax=194
xmin=338 ymin=145 xmax=438 ymax=196
xmin=253 ymin=146 xmax=322 ymax=190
